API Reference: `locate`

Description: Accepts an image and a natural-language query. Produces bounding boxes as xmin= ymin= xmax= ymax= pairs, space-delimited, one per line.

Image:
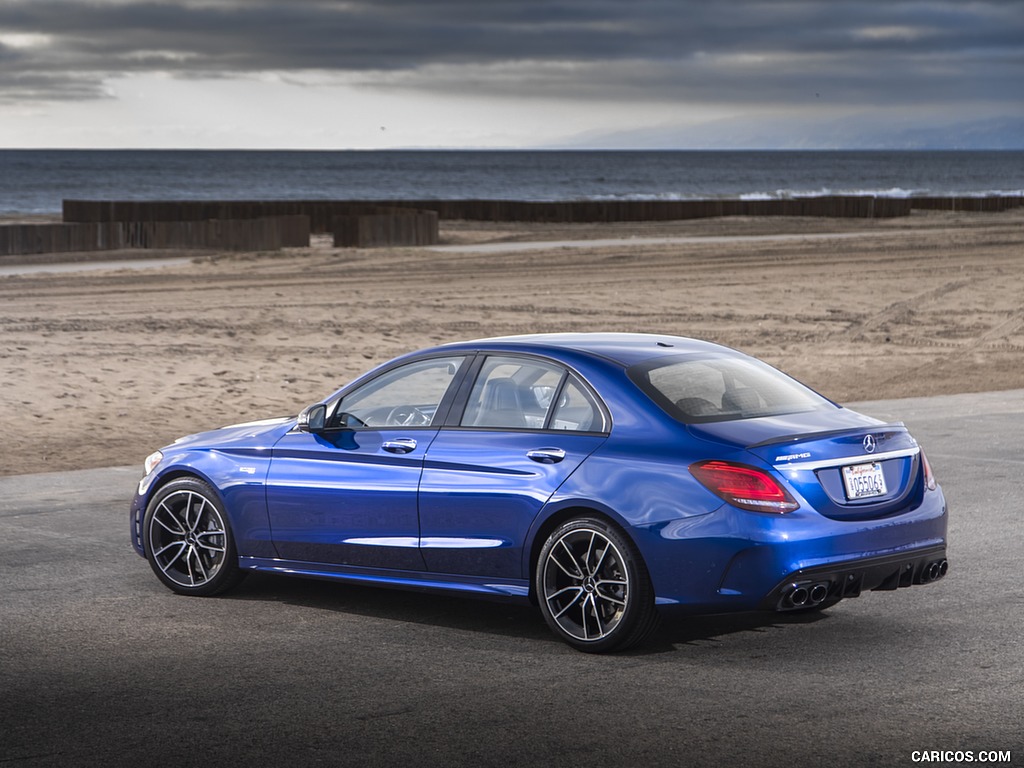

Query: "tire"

xmin=143 ymin=477 xmax=246 ymax=597
xmin=536 ymin=516 xmax=659 ymax=653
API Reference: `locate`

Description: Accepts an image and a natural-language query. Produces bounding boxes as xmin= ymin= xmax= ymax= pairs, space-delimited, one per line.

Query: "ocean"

xmin=1 ymin=149 xmax=1022 ymax=216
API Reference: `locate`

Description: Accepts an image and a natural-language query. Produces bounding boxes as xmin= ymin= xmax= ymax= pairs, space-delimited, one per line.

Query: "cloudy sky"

xmin=0 ymin=0 xmax=1021 ymax=149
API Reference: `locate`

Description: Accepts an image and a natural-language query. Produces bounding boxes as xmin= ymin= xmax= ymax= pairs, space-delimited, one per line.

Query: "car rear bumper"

xmin=644 ymin=486 xmax=948 ymax=611
xmin=758 ymin=544 xmax=949 ymax=611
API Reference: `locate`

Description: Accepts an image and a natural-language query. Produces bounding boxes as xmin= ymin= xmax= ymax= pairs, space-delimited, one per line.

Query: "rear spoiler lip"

xmin=745 ymin=422 xmax=908 ymax=450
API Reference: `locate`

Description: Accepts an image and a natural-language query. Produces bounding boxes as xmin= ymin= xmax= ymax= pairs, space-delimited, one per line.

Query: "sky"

xmin=0 ymin=0 xmax=1021 ymax=150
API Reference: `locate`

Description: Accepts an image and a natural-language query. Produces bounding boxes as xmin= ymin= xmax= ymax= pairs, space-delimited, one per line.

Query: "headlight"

xmin=143 ymin=450 xmax=163 ymax=477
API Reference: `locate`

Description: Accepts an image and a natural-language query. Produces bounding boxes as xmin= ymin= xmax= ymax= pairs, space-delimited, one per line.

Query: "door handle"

xmin=526 ymin=448 xmax=566 ymax=464
xmin=382 ymin=438 xmax=418 ymax=454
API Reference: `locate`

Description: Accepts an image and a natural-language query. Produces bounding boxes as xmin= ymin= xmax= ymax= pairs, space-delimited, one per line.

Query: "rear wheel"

xmin=536 ymin=517 xmax=658 ymax=653
xmin=143 ymin=477 xmax=245 ymax=596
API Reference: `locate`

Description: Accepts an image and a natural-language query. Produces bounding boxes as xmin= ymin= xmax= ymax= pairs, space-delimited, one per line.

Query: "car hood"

xmin=167 ymin=416 xmax=296 ymax=452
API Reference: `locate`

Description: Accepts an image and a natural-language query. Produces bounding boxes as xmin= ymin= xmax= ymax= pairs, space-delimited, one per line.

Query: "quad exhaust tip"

xmin=922 ymin=558 xmax=949 ymax=583
xmin=783 ymin=581 xmax=831 ymax=609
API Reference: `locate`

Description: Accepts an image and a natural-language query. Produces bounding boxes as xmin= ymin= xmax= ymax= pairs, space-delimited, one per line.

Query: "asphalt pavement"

xmin=1 ymin=389 xmax=1022 ymax=767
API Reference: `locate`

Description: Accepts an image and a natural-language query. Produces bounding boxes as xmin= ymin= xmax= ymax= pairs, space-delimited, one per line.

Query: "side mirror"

xmin=297 ymin=403 xmax=327 ymax=434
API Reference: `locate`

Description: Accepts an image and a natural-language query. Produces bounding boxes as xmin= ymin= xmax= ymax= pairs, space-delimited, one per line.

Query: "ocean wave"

xmin=586 ymin=188 xmax=1024 ymax=202
xmin=2 ymin=149 xmax=1022 ymax=214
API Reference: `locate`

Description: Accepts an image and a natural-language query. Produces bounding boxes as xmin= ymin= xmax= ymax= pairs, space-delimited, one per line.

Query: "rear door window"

xmin=459 ymin=355 xmax=607 ymax=432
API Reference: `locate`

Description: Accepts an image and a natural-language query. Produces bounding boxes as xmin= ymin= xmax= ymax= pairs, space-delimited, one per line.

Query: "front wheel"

xmin=536 ymin=517 xmax=659 ymax=653
xmin=143 ymin=477 xmax=246 ymax=596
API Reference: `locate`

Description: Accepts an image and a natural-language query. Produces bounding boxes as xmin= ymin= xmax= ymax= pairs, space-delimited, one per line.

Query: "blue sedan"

xmin=130 ymin=333 xmax=948 ymax=652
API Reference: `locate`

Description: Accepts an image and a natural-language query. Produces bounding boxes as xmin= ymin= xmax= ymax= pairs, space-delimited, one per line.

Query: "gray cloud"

xmin=0 ymin=0 xmax=1021 ymax=112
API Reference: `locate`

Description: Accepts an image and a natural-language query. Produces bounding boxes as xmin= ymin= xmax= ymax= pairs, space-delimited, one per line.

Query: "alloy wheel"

xmin=148 ymin=489 xmax=228 ymax=588
xmin=541 ymin=527 xmax=630 ymax=642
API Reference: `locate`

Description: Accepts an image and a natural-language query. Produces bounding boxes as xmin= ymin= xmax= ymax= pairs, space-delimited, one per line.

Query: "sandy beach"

xmin=1 ymin=209 xmax=1022 ymax=477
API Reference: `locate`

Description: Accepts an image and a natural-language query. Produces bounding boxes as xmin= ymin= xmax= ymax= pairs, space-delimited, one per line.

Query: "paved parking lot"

xmin=1 ymin=390 xmax=1022 ymax=767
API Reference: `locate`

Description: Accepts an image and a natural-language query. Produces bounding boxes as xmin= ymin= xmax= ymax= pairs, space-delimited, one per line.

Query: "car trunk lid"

xmin=689 ymin=408 xmax=923 ymax=520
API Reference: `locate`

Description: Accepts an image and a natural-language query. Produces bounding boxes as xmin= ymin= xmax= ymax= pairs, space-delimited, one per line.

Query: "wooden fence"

xmin=64 ymin=196 xmax=917 ymax=226
xmin=908 ymin=196 xmax=1024 ymax=213
xmin=59 ymin=195 xmax=1024 ymax=229
xmin=333 ymin=208 xmax=439 ymax=247
xmin=0 ymin=216 xmax=309 ymax=257
xmin=63 ymin=200 xmax=430 ymax=233
xmin=13 ymin=194 xmax=1016 ymax=257
xmin=376 ymin=196 xmax=915 ymax=221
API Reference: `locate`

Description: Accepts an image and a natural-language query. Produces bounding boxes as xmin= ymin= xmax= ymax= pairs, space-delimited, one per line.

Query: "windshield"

xmin=628 ymin=353 xmax=834 ymax=424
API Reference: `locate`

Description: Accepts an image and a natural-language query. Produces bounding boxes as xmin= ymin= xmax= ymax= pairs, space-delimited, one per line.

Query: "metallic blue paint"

xmin=131 ymin=333 xmax=949 ymax=621
xmin=419 ymin=429 xmax=606 ymax=578
xmin=265 ymin=427 xmax=432 ymax=570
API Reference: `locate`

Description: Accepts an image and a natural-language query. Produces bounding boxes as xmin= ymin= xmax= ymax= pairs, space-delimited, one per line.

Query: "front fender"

xmin=131 ymin=447 xmax=275 ymax=559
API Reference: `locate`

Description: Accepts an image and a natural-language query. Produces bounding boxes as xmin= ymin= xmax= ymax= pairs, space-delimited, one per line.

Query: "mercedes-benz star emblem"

xmin=863 ymin=434 xmax=877 ymax=453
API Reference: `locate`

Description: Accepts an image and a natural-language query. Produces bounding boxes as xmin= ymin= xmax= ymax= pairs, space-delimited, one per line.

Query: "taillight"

xmin=921 ymin=450 xmax=937 ymax=491
xmin=689 ymin=460 xmax=799 ymax=513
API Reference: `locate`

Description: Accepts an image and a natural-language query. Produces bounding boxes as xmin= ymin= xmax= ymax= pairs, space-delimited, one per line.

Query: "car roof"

xmin=440 ymin=332 xmax=732 ymax=367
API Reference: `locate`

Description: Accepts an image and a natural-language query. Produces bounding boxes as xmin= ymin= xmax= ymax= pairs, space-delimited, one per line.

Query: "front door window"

xmin=330 ymin=356 xmax=465 ymax=429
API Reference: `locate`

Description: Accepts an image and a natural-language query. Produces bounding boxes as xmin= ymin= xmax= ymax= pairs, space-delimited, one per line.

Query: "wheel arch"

xmin=525 ymin=502 xmax=640 ymax=605
xmin=145 ymin=466 xmax=224 ymax=507
xmin=135 ymin=467 xmax=229 ymax=552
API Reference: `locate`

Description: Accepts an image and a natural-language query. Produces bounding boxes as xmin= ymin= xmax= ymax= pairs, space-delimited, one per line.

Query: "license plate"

xmin=842 ymin=461 xmax=887 ymax=500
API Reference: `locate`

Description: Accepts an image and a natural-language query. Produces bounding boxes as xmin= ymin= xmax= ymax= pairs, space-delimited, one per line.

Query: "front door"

xmin=265 ymin=354 xmax=467 ymax=569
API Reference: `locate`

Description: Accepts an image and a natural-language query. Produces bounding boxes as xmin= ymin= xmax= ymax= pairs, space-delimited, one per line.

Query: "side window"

xmin=459 ymin=356 xmax=606 ymax=432
xmin=330 ymin=356 xmax=464 ymax=429
xmin=550 ymin=379 xmax=602 ymax=432
xmin=461 ymin=357 xmax=564 ymax=429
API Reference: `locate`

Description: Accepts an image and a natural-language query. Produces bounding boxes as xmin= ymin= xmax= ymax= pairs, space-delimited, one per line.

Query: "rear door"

xmin=418 ymin=354 xmax=609 ymax=579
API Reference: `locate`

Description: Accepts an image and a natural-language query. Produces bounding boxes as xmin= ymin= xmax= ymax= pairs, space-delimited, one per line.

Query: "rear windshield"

xmin=628 ymin=353 xmax=833 ymax=424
